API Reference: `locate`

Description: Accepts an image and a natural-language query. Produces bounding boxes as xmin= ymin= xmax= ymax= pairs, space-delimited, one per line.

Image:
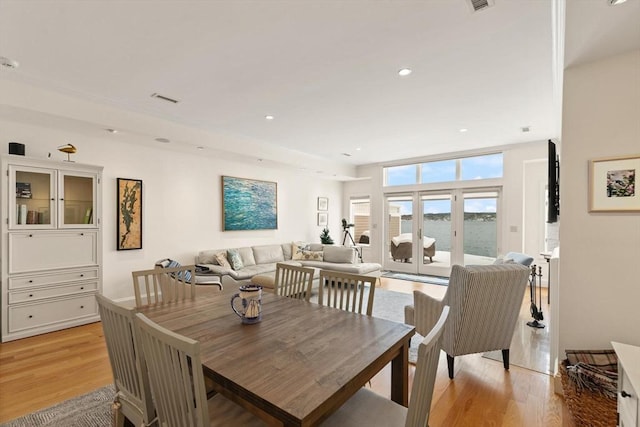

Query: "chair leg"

xmin=447 ymin=354 xmax=455 ymax=379
xmin=502 ymin=349 xmax=510 ymax=370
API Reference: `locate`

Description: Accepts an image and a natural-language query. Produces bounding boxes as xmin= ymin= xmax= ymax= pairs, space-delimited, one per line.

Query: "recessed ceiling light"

xmin=609 ymin=0 xmax=628 ymax=5
xmin=106 ymin=128 xmax=118 ymax=134
xmin=155 ymin=137 xmax=170 ymax=143
xmin=398 ymin=68 xmax=412 ymax=77
xmin=265 ymin=115 xmax=274 ymax=120
xmin=459 ymin=128 xmax=468 ymax=133
xmin=197 ymin=146 xmax=204 ymax=150
xmin=0 ymin=56 xmax=19 ymax=69
xmin=355 ymin=147 xmax=362 ymax=151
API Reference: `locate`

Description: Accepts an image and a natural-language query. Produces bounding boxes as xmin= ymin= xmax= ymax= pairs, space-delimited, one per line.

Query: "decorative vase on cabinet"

xmin=1 ymin=155 xmax=103 ymax=342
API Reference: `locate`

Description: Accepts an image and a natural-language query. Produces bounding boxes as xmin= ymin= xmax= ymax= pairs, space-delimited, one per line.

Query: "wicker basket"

xmin=560 ymin=360 xmax=617 ymax=427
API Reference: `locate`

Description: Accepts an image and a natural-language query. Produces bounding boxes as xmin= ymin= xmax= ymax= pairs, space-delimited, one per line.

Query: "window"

xmin=385 ymin=153 xmax=503 ymax=186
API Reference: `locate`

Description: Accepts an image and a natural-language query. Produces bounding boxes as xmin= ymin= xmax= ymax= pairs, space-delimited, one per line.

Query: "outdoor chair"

xmin=404 ymin=263 xmax=530 ymax=379
xmin=95 ymin=294 xmax=155 ymax=427
xmin=274 ymin=262 xmax=315 ymax=302
xmin=317 ymin=270 xmax=377 ymax=315
xmin=134 ymin=313 xmax=266 ymax=427
xmin=323 ymin=306 xmax=450 ymax=427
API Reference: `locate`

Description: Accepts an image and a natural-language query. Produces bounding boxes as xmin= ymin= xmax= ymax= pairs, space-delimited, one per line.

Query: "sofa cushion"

xmin=282 ymin=243 xmax=293 ymax=260
xmin=322 ymin=245 xmax=355 ymax=263
xmin=253 ymin=245 xmax=285 ymax=264
xmin=300 ymin=261 xmax=381 ymax=275
xmin=227 ymin=249 xmax=244 ymax=270
xmin=233 ymin=264 xmax=277 ymax=280
xmin=293 ymin=249 xmax=324 ymax=261
xmin=197 ymin=250 xmax=218 ymax=264
xmin=307 ymin=243 xmax=323 ymax=251
xmin=237 ymin=247 xmax=257 ymax=267
xmin=214 ymin=251 xmax=231 ymax=268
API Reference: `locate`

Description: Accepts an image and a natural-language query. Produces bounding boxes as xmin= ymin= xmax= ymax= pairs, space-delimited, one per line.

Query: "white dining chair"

xmin=317 ymin=270 xmax=377 ymax=315
xmin=322 ymin=306 xmax=449 ymax=427
xmin=95 ymin=294 xmax=156 ymax=427
xmin=274 ymin=262 xmax=315 ymax=302
xmin=134 ymin=312 xmax=267 ymax=426
xmin=132 ymin=264 xmax=197 ymax=307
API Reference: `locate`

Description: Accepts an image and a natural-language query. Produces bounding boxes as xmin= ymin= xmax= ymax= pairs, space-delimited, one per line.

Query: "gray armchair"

xmin=404 ymin=263 xmax=530 ymax=379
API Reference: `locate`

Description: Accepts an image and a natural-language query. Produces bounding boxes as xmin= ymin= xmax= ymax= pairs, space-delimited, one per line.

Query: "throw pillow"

xmin=291 ymin=242 xmax=310 ymax=260
xmin=214 ymin=251 xmax=231 ymax=268
xmin=292 ymin=247 xmax=324 ymax=261
xmin=227 ymin=249 xmax=244 ymax=270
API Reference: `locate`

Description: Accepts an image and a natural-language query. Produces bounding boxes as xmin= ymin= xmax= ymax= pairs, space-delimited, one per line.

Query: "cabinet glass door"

xmin=59 ymin=171 xmax=96 ymax=228
xmin=9 ymin=166 xmax=56 ymax=229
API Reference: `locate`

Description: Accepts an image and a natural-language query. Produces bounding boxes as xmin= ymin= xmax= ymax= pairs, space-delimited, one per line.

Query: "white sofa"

xmin=196 ymin=242 xmax=381 ymax=287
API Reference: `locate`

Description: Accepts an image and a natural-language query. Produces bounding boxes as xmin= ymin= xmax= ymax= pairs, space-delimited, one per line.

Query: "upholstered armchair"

xmin=404 ymin=263 xmax=530 ymax=379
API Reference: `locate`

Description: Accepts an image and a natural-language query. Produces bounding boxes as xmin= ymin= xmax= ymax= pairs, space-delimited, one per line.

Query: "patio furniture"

xmin=390 ymin=234 xmax=436 ymax=262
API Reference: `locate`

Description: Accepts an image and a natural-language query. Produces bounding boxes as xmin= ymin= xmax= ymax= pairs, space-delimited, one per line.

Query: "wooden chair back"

xmin=95 ymin=294 xmax=155 ymax=427
xmin=317 ymin=270 xmax=377 ymax=315
xmin=132 ymin=265 xmax=197 ymax=308
xmin=274 ymin=263 xmax=315 ymax=302
xmin=134 ymin=312 xmax=209 ymax=427
xmin=405 ymin=306 xmax=449 ymax=427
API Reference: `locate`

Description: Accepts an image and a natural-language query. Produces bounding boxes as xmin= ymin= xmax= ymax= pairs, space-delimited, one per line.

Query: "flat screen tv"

xmin=547 ymin=140 xmax=559 ymax=223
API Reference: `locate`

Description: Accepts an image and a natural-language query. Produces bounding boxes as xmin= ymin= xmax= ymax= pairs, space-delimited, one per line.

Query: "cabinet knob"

xmin=60 ymin=198 xmax=64 ymax=201
xmin=80 ymin=305 xmax=84 ymax=309
xmin=51 ymin=198 xmax=54 ymax=201
xmin=28 ymin=280 xmax=33 ymax=283
xmin=621 ymin=390 xmax=632 ymax=398
xmin=28 ymin=315 xmax=33 ymax=319
xmin=29 ymin=294 xmax=33 ymax=297
xmin=80 ymin=286 xmax=84 ymax=290
xmin=80 ymin=233 xmax=84 ymax=236
xmin=28 ymin=234 xmax=33 ymax=237
xmin=80 ymin=274 xmax=84 ymax=277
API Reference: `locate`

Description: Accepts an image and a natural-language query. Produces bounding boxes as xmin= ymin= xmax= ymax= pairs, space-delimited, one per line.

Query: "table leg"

xmin=391 ymin=337 xmax=410 ymax=407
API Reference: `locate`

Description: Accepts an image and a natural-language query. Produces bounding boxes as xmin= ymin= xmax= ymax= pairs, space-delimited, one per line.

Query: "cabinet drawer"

xmin=620 ymin=369 xmax=638 ymax=427
xmin=9 ymin=231 xmax=98 ymax=274
xmin=8 ymin=294 xmax=98 ymax=333
xmin=8 ymin=268 xmax=99 ymax=289
xmin=9 ymin=281 xmax=98 ymax=304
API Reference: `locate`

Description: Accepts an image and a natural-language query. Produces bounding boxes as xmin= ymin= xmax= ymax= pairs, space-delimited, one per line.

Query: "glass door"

xmin=417 ymin=193 xmax=454 ymax=277
xmin=384 ymin=194 xmax=416 ymax=273
xmin=9 ymin=165 xmax=56 ymax=229
xmin=462 ymin=190 xmax=500 ymax=266
xmin=58 ymin=171 xmax=98 ymax=228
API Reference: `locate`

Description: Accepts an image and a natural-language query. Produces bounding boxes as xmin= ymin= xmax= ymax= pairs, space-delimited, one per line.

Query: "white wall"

xmin=559 ymin=49 xmax=640 ymax=353
xmin=0 ymin=119 xmax=343 ymax=301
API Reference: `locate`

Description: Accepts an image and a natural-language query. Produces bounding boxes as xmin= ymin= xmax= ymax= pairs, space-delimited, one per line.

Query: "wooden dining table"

xmin=139 ymin=287 xmax=415 ymax=426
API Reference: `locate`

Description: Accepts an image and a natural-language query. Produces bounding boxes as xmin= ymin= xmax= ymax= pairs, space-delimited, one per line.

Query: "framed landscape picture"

xmin=117 ymin=178 xmax=142 ymax=250
xmin=589 ymin=155 xmax=639 ymax=212
xmin=222 ymin=176 xmax=277 ymax=230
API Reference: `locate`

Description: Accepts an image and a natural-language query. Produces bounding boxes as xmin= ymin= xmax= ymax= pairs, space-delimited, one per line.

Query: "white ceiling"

xmin=0 ymin=0 xmax=638 ymax=171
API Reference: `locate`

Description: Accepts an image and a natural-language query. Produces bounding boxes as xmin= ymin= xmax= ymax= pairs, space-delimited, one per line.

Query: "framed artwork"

xmin=117 ymin=178 xmax=142 ymax=250
xmin=222 ymin=176 xmax=278 ymax=230
xmin=317 ymin=212 xmax=328 ymax=226
xmin=589 ymin=155 xmax=639 ymax=212
xmin=317 ymin=197 xmax=328 ymax=211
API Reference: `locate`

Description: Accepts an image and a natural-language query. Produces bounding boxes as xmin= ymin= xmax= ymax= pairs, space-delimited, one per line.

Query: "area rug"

xmin=1 ymin=385 xmax=114 ymax=427
xmin=381 ymin=272 xmax=449 ymax=287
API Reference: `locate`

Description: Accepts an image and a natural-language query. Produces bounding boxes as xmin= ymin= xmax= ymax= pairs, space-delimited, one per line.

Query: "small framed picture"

xmin=589 ymin=155 xmax=639 ymax=212
xmin=117 ymin=178 xmax=143 ymax=250
xmin=317 ymin=212 xmax=328 ymax=226
xmin=317 ymin=197 xmax=328 ymax=211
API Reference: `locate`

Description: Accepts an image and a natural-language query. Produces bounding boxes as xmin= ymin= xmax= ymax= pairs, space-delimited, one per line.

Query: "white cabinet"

xmin=612 ymin=342 xmax=640 ymax=427
xmin=1 ymin=155 xmax=103 ymax=342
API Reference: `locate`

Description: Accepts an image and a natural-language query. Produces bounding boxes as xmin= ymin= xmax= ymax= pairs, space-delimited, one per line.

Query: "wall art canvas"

xmin=317 ymin=212 xmax=328 ymax=226
xmin=117 ymin=178 xmax=142 ymax=250
xmin=317 ymin=197 xmax=328 ymax=211
xmin=222 ymin=176 xmax=277 ymax=230
xmin=589 ymin=155 xmax=639 ymax=212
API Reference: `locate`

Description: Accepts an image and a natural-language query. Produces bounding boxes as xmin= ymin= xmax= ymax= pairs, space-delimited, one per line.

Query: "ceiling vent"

xmin=150 ymin=93 xmax=179 ymax=104
xmin=468 ymin=0 xmax=494 ymax=12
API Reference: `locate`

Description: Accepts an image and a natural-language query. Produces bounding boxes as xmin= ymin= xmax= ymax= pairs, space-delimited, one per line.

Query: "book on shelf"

xmin=26 ymin=210 xmax=38 ymax=224
xmin=83 ymin=207 xmax=93 ymax=224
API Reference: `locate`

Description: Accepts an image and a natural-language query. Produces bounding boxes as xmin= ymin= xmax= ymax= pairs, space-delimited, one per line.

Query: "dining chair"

xmin=322 ymin=306 xmax=450 ymax=427
xmin=132 ymin=264 xmax=197 ymax=308
xmin=273 ymin=262 xmax=315 ymax=302
xmin=404 ymin=263 xmax=530 ymax=379
xmin=95 ymin=294 xmax=155 ymax=427
xmin=134 ymin=312 xmax=267 ymax=427
xmin=317 ymin=270 xmax=377 ymax=315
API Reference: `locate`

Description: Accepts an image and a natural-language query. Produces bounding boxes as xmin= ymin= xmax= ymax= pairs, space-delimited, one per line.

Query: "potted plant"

xmin=320 ymin=227 xmax=334 ymax=244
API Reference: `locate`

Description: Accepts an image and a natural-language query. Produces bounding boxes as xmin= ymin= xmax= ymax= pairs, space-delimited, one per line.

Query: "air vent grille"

xmin=150 ymin=93 xmax=179 ymax=104
xmin=469 ymin=0 xmax=493 ymax=12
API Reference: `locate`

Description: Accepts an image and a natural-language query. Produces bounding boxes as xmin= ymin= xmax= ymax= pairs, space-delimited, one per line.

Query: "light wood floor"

xmin=0 ymin=278 xmax=575 ymax=426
